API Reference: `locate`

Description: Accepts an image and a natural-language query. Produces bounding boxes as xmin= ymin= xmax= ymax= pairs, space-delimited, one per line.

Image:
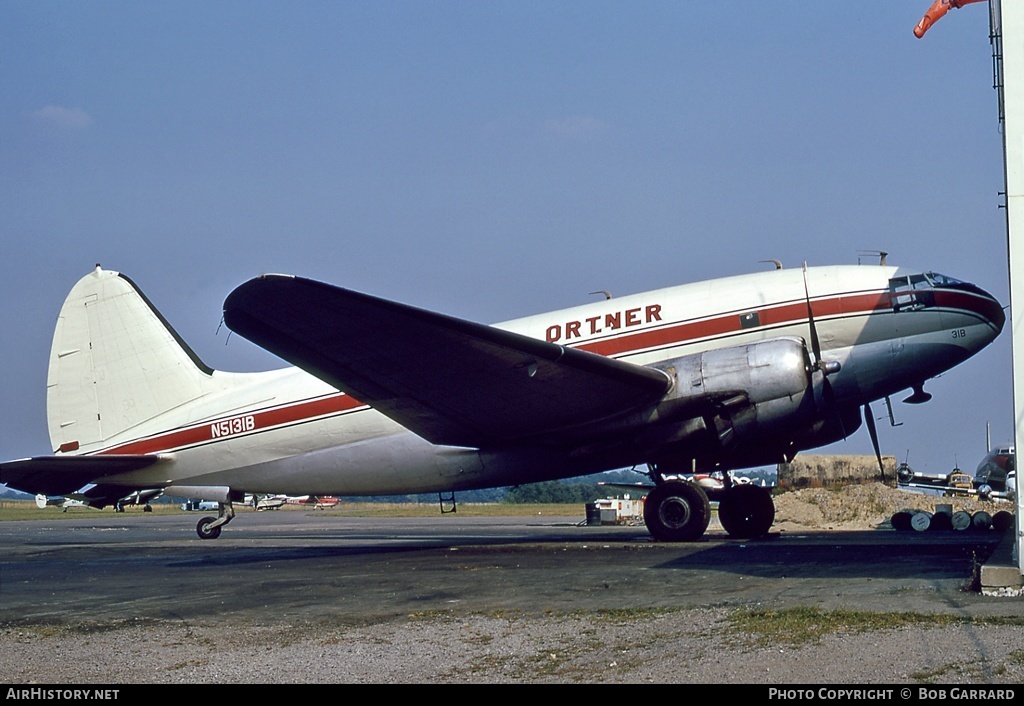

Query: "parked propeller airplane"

xmin=0 ymin=261 xmax=1005 ymax=541
xmin=34 ymin=487 xmax=163 ymax=513
xmin=896 ymin=445 xmax=1018 ymax=502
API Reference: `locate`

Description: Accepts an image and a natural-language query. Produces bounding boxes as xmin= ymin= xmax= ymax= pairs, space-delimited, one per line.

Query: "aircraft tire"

xmin=196 ymin=516 xmax=222 ymax=540
xmin=718 ymin=484 xmax=775 ymax=539
xmin=643 ymin=481 xmax=710 ymax=542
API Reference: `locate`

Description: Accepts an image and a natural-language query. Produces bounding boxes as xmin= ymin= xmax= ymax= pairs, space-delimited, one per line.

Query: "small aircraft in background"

xmin=34 ymin=494 xmax=87 ymax=512
xmin=598 ymin=469 xmax=760 ymax=500
xmin=896 ymin=445 xmax=1017 ymax=502
xmin=34 ymin=487 xmax=163 ymax=513
xmin=250 ymin=494 xmax=287 ymax=511
xmin=0 ymin=260 xmax=1004 ymax=541
xmin=973 ymin=445 xmax=1015 ymax=496
xmin=284 ymin=495 xmax=340 ymax=509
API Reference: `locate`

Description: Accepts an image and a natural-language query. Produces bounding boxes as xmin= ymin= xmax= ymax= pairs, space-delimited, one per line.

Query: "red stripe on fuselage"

xmin=97 ymin=393 xmax=368 ymax=456
xmin=577 ymin=291 xmax=891 ymax=357
xmin=931 ymin=289 xmax=1005 ymax=327
xmin=91 ymin=286 xmax=996 ymax=458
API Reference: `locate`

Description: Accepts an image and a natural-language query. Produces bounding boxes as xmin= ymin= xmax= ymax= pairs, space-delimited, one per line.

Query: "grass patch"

xmin=0 ymin=500 xmax=191 ymax=521
xmin=0 ymin=499 xmax=586 ymax=521
xmin=316 ymin=502 xmax=584 ymax=518
xmin=575 ymin=607 xmax=672 ymax=624
xmin=909 ymin=662 xmax=965 ymax=682
xmin=1 ymin=617 xmax=167 ymax=637
xmin=725 ymin=606 xmax=1024 ymax=648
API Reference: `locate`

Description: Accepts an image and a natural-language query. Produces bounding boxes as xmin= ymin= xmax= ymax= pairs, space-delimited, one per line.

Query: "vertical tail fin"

xmin=47 ymin=266 xmax=222 ymax=453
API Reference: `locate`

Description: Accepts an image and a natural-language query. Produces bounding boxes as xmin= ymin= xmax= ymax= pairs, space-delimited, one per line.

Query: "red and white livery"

xmin=1 ymin=262 xmax=1004 ymax=541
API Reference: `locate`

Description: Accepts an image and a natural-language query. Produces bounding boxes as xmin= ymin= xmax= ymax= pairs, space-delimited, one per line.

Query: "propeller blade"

xmin=802 ymin=265 xmax=841 ymax=380
xmin=802 ymin=263 xmax=823 ymax=365
xmin=803 ymin=264 xmax=850 ymax=441
xmin=864 ymin=402 xmax=885 ymax=482
xmin=823 ymin=376 xmax=847 ymax=439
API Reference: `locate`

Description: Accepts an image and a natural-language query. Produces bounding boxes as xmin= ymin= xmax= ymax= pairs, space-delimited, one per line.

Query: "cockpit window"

xmin=889 ymin=271 xmax=983 ymax=312
xmin=924 ymin=272 xmax=964 ymax=287
xmin=889 ymin=274 xmax=935 ymax=311
xmin=926 ymin=271 xmax=988 ymax=298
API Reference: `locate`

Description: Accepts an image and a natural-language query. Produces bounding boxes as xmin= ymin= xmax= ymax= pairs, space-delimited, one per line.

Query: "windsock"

xmin=914 ymin=0 xmax=985 ymax=38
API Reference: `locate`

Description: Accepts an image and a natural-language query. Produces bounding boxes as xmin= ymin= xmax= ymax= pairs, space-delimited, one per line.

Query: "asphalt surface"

xmin=0 ymin=508 xmax=1017 ymax=628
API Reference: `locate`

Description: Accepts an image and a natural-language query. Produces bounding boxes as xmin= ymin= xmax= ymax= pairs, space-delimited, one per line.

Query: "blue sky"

xmin=0 ymin=2 xmax=1012 ymax=478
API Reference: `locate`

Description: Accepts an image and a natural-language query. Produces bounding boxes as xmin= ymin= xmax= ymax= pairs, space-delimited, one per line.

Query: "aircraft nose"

xmin=979 ymin=287 xmax=1006 ymax=335
xmin=936 ymin=278 xmax=1005 ymax=345
xmin=966 ymin=284 xmax=1006 ymax=341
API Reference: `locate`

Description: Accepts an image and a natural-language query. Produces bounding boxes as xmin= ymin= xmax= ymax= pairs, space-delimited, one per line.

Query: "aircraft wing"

xmin=0 ymin=455 xmax=162 ymax=496
xmin=223 ymin=275 xmax=672 ymax=448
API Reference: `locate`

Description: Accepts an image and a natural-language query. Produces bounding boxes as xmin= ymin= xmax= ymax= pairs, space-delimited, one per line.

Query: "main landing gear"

xmin=716 ymin=484 xmax=775 ymax=539
xmin=643 ymin=474 xmax=775 ymax=542
xmin=196 ymin=501 xmax=235 ymax=539
xmin=643 ymin=481 xmax=710 ymax=542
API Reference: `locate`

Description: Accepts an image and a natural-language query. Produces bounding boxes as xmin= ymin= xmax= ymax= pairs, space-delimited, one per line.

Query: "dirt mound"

xmin=772 ymin=482 xmax=1011 ymax=531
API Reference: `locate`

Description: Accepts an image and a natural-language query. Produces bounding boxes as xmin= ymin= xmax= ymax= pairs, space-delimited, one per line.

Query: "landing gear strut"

xmin=196 ymin=502 xmax=235 ymax=539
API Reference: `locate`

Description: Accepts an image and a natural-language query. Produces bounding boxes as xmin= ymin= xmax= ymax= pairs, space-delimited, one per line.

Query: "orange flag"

xmin=914 ymin=0 xmax=986 ymax=38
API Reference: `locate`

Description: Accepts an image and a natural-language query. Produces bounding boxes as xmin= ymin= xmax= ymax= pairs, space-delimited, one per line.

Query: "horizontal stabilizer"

xmin=224 ymin=275 xmax=671 ymax=447
xmin=0 ymin=455 xmax=162 ymax=496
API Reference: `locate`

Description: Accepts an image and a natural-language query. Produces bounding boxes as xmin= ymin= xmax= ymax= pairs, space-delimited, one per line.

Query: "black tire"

xmin=196 ymin=516 xmax=222 ymax=540
xmin=643 ymin=481 xmax=710 ymax=542
xmin=718 ymin=484 xmax=775 ymax=539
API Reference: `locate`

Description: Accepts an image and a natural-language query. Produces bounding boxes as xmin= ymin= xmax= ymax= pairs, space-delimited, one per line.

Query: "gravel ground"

xmin=4 ymin=610 xmax=1023 ymax=684
xmin=3 ymin=484 xmax=1020 ymax=685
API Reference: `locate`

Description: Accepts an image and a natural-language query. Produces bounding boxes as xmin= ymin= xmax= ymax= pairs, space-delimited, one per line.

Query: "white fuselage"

xmin=86 ymin=265 xmax=1003 ymax=496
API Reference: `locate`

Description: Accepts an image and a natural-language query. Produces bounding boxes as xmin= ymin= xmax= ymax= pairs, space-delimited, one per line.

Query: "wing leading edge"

xmin=223 ymin=275 xmax=672 ymax=448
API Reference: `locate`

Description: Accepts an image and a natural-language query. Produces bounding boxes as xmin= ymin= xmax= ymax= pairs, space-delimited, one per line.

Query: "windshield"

xmin=888 ymin=272 xmax=983 ymax=312
xmin=889 ymin=274 xmax=933 ymax=311
xmin=924 ymin=272 xmax=964 ymax=287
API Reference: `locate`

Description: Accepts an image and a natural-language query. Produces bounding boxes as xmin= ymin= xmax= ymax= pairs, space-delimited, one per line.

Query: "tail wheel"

xmin=196 ymin=516 xmax=222 ymax=540
xmin=643 ymin=481 xmax=710 ymax=542
xmin=718 ymin=484 xmax=775 ymax=539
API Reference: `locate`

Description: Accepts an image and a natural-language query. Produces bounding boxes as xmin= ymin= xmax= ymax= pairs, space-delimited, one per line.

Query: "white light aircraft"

xmin=0 ymin=261 xmax=1004 ymax=541
xmin=34 ymin=487 xmax=163 ymax=512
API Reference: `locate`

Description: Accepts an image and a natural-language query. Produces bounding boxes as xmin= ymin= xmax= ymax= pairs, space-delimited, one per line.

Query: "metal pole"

xmin=994 ymin=0 xmax=1024 ymax=575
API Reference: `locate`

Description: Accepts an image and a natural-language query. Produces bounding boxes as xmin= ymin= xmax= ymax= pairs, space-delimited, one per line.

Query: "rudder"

xmin=47 ymin=266 xmax=220 ymax=454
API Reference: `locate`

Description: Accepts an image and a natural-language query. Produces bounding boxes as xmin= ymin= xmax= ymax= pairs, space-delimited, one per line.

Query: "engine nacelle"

xmin=661 ymin=336 xmax=809 ymax=404
xmin=648 ymin=336 xmax=828 ymax=458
